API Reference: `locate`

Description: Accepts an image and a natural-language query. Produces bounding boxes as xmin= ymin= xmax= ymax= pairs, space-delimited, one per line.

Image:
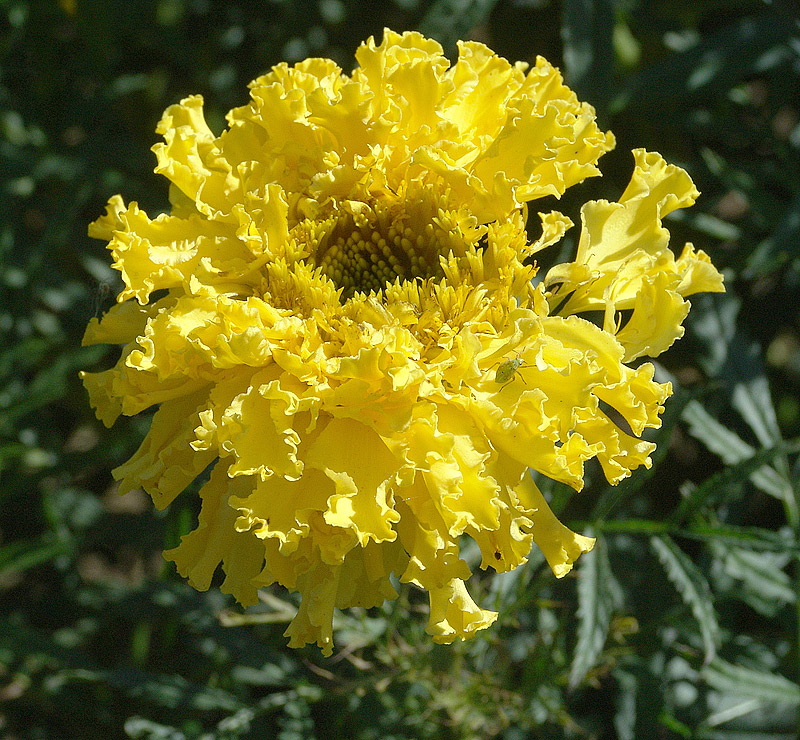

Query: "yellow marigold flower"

xmin=81 ymin=29 xmax=724 ymax=655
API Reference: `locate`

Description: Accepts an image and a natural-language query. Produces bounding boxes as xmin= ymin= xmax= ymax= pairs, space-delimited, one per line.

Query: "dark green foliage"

xmin=1 ymin=0 xmax=798 ymax=737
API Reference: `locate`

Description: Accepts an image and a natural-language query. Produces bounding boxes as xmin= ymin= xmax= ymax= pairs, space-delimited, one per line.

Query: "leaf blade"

xmin=703 ymin=658 xmax=800 ymax=707
xmin=570 ymin=534 xmax=621 ymax=688
xmin=650 ymin=535 xmax=720 ymax=663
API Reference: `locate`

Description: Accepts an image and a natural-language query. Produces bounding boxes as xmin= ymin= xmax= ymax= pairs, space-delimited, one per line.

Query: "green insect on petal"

xmin=495 ymin=357 xmax=524 ymax=384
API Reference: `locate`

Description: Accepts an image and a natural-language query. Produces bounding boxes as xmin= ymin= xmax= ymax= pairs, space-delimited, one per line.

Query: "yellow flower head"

xmin=82 ymin=30 xmax=723 ymax=655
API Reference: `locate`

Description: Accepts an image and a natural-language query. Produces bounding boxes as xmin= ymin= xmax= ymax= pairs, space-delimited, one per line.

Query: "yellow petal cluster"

xmin=81 ymin=30 xmax=723 ymax=655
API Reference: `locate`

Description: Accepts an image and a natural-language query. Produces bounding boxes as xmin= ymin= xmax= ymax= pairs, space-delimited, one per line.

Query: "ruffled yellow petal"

xmin=394 ymin=480 xmax=473 ymax=589
xmin=82 ymin=299 xmax=158 ymax=347
xmin=443 ymin=40 xmax=526 ymax=146
xmin=166 ymin=463 xmax=264 ymax=606
xmin=284 ymin=560 xmax=338 ymax=656
xmin=335 ymin=539 xmax=405 ymax=609
xmin=112 ymin=388 xmax=216 ymax=508
xmin=427 ymin=578 xmax=498 ymax=644
xmin=545 ymin=149 xmax=724 ymax=360
xmin=307 ymin=417 xmax=400 ymax=545
xmin=472 ymin=57 xmax=615 ymax=205
xmin=516 ymin=475 xmax=595 ymax=577
xmin=469 ymin=495 xmax=535 ymax=573
xmin=216 ymin=369 xmax=315 ymax=482
xmin=152 ymin=95 xmax=235 ymax=220
xmin=232 ymin=469 xmax=334 ymax=556
xmin=107 ymin=202 xmax=251 ymax=304
xmin=676 ymin=242 xmax=726 ymax=295
xmin=80 ymin=367 xmax=123 ymax=427
xmin=608 ymin=268 xmax=691 ymax=360
xmin=88 ymin=194 xmax=126 ymax=240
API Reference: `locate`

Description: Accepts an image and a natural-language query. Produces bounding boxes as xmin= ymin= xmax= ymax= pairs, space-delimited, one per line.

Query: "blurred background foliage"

xmin=1 ymin=0 xmax=799 ymax=737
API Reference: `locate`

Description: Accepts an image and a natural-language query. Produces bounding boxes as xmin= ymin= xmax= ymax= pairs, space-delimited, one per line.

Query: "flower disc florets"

xmin=82 ymin=29 xmax=724 ymax=655
xmin=312 ymin=190 xmax=453 ymax=300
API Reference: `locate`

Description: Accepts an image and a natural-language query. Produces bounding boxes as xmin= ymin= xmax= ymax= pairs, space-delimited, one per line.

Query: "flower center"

xmin=316 ymin=220 xmax=444 ymax=301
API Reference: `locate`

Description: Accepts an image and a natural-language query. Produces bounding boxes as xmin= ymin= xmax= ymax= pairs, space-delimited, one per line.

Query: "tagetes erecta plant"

xmin=82 ymin=30 xmax=724 ymax=655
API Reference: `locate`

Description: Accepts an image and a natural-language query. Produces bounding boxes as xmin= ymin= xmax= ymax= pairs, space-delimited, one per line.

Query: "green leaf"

xmin=570 ymin=534 xmax=621 ymax=688
xmin=614 ymin=12 xmax=795 ymax=112
xmin=682 ymin=400 xmax=754 ymax=463
xmin=703 ymin=659 xmax=800 ymax=707
xmin=729 ymin=357 xmax=784 ymax=450
xmin=682 ymin=400 xmax=792 ymax=501
xmin=2 ymin=344 xmax=104 ymax=428
xmin=713 ymin=545 xmax=795 ymax=617
xmin=684 ymin=524 xmax=797 ymax=553
xmin=613 ymin=668 xmax=638 ymax=740
xmin=595 ymin=520 xmax=797 ymax=553
xmin=684 ymin=292 xmax=797 ymax=514
xmin=698 ymin=732 xmax=798 ymax=740
xmin=671 ymin=436 xmax=800 ymax=524
xmin=745 ymin=187 xmax=800 ymax=278
xmin=650 ymin=535 xmax=720 ymax=662
xmin=689 ymin=293 xmax=738 ymax=378
xmin=732 ymin=377 xmax=780 ymax=447
xmin=595 ymin=519 xmax=670 ymax=536
xmin=418 ymin=0 xmax=501 ymax=56
xmin=51 ymin=667 xmax=245 ymax=712
xmin=124 ymin=717 xmax=187 ymax=740
xmin=689 ymin=212 xmax=742 ymax=241
xmin=561 ymin=0 xmax=615 ymax=122
xmin=0 ymin=440 xmax=26 ymax=479
xmin=0 ymin=534 xmax=70 ymax=575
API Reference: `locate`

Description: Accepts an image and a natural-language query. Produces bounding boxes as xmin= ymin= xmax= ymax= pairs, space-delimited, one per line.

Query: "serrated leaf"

xmin=685 ymin=524 xmax=797 ymax=553
xmin=683 ymin=400 xmax=755 ymax=464
xmin=570 ymin=534 xmax=621 ymax=688
xmin=703 ymin=659 xmax=800 ymax=706
xmin=715 ymin=546 xmax=795 ymax=616
xmin=681 ymin=401 xmax=800 ymax=509
xmin=596 ymin=520 xmax=798 ymax=553
xmin=684 ymin=290 xmax=796 ymax=508
xmin=731 ymin=374 xmax=782 ymax=449
xmin=613 ymin=668 xmax=637 ymax=740
xmin=682 ymin=400 xmax=791 ymax=501
xmin=689 ymin=293 xmax=739 ymax=377
xmin=650 ymin=535 xmax=720 ymax=663
xmin=722 ymin=335 xmax=786 ymax=467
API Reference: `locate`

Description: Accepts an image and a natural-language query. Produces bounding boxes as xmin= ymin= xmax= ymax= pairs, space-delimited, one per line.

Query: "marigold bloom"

xmin=82 ymin=30 xmax=724 ymax=654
